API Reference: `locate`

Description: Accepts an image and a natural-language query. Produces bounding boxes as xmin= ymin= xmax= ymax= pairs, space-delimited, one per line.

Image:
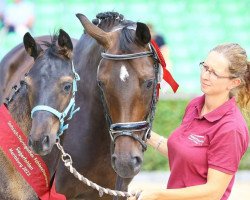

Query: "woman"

xmin=130 ymin=43 xmax=250 ymax=200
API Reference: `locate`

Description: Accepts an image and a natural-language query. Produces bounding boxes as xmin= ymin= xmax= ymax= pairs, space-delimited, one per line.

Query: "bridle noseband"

xmin=31 ymin=61 xmax=80 ymax=138
xmin=110 ymin=121 xmax=150 ymax=151
xmin=99 ymin=44 xmax=159 ymax=152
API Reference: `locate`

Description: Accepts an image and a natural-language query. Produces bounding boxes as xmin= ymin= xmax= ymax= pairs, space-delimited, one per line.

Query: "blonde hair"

xmin=211 ymin=43 xmax=250 ymax=114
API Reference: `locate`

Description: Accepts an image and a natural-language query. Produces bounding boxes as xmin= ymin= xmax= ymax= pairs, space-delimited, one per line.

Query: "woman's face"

xmin=200 ymin=51 xmax=233 ymax=96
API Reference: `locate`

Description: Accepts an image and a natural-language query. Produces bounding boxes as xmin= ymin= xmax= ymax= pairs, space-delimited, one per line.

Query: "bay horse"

xmin=0 ymin=29 xmax=79 ymax=199
xmin=54 ymin=12 xmax=160 ymax=199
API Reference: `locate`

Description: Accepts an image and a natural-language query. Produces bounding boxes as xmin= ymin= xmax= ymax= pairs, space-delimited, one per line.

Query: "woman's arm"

xmin=130 ymin=168 xmax=233 ymax=200
xmin=147 ymin=131 xmax=168 ymax=157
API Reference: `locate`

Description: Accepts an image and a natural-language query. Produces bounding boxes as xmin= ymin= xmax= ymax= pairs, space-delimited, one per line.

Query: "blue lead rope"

xmin=31 ymin=61 xmax=80 ymax=138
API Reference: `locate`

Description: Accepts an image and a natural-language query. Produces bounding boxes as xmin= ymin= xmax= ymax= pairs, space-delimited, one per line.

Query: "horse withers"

xmin=0 ymin=29 xmax=78 ymax=199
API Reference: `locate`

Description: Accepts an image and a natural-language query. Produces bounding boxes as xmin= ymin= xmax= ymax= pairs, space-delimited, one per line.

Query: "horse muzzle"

xmin=110 ymin=121 xmax=149 ymax=178
xmin=28 ymin=133 xmax=53 ymax=156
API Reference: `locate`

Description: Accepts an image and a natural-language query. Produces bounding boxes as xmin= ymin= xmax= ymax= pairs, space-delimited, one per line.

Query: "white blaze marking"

xmin=120 ymin=65 xmax=129 ymax=82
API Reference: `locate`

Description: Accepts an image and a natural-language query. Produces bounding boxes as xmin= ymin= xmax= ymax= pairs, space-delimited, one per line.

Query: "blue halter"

xmin=31 ymin=61 xmax=80 ymax=138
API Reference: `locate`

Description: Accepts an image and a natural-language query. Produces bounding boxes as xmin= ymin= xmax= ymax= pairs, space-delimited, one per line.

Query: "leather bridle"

xmin=98 ymin=43 xmax=160 ymax=152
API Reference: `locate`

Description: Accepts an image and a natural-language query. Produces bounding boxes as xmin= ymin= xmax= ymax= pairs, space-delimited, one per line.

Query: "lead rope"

xmin=56 ymin=140 xmax=141 ymax=199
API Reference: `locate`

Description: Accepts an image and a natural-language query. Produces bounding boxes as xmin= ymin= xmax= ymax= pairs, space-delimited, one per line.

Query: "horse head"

xmin=22 ymin=29 xmax=79 ymax=155
xmin=77 ymin=13 xmax=158 ymax=178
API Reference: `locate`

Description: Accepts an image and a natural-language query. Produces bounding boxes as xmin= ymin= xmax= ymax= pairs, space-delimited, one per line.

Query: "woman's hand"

xmin=128 ymin=190 xmax=159 ymax=200
xmin=128 ymin=168 xmax=233 ymax=200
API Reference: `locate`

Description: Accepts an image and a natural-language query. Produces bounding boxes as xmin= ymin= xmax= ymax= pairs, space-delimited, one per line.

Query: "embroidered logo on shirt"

xmin=188 ymin=134 xmax=205 ymax=145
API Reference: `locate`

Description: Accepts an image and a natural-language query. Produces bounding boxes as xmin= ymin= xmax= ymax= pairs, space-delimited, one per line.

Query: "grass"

xmin=142 ymin=99 xmax=250 ymax=171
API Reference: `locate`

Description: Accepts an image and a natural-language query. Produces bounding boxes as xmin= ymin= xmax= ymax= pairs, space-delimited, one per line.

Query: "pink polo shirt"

xmin=167 ymin=95 xmax=249 ymax=200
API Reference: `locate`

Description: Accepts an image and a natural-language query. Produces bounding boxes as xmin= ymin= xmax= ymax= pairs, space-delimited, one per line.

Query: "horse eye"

xmin=63 ymin=83 xmax=72 ymax=93
xmin=145 ymin=80 xmax=153 ymax=89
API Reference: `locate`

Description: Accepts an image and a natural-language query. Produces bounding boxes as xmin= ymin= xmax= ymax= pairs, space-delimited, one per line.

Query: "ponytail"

xmin=237 ymin=60 xmax=250 ymax=115
xmin=212 ymin=43 xmax=250 ymax=116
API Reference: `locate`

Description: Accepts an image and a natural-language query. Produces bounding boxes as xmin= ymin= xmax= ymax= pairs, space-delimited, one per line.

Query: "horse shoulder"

xmin=0 ymin=149 xmax=38 ymax=200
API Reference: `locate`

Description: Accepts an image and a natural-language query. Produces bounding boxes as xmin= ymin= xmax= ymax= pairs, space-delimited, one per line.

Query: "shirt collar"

xmin=194 ymin=95 xmax=236 ymax=122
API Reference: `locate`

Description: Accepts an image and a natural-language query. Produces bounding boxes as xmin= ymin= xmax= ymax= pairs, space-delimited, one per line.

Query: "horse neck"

xmin=74 ymin=34 xmax=103 ymax=79
xmin=7 ymin=87 xmax=31 ymax=135
xmin=74 ymin=34 xmax=104 ymax=103
xmin=72 ymin=34 xmax=109 ymax=140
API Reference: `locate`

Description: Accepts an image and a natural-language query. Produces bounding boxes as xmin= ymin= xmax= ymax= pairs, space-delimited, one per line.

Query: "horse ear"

xmin=23 ymin=32 xmax=43 ymax=59
xmin=58 ymin=29 xmax=73 ymax=52
xmin=76 ymin=13 xmax=112 ymax=49
xmin=135 ymin=22 xmax=151 ymax=45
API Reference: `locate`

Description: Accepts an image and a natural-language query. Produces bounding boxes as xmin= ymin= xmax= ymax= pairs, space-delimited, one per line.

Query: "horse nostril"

xmin=131 ymin=156 xmax=142 ymax=167
xmin=28 ymin=137 xmax=33 ymax=147
xmin=111 ymin=154 xmax=117 ymax=164
xmin=42 ymin=135 xmax=49 ymax=146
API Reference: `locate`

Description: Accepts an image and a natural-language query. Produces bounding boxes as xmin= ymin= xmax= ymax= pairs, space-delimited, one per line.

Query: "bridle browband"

xmin=99 ymin=43 xmax=159 ymax=152
xmin=101 ymin=51 xmax=153 ymax=60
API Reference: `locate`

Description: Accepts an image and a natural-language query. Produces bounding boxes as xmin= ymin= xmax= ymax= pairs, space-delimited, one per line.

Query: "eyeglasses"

xmin=199 ymin=62 xmax=236 ymax=80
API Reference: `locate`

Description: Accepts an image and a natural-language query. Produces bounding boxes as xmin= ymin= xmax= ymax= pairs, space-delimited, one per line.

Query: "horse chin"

xmin=31 ymin=146 xmax=53 ymax=156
